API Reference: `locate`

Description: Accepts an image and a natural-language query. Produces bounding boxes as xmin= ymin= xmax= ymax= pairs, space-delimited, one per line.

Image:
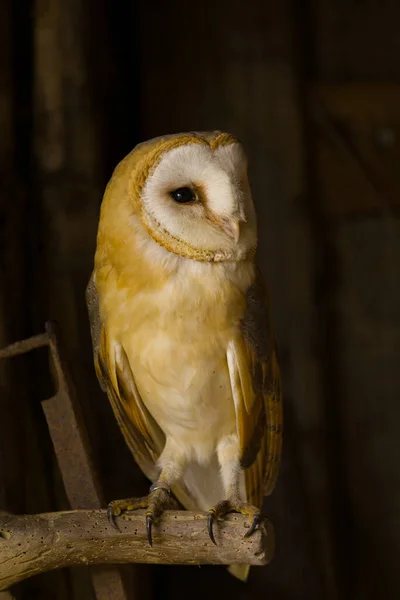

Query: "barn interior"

xmin=0 ymin=1 xmax=399 ymax=599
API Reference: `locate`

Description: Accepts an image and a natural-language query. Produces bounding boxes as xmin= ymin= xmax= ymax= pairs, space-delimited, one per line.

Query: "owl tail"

xmin=227 ymin=564 xmax=250 ymax=581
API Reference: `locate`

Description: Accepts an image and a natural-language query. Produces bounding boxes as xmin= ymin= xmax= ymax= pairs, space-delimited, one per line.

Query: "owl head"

xmin=98 ymin=131 xmax=258 ymax=265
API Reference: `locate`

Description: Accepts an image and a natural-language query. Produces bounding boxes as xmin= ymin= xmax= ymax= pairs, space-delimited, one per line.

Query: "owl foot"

xmin=107 ymin=483 xmax=172 ymax=545
xmin=207 ymin=499 xmax=262 ymax=545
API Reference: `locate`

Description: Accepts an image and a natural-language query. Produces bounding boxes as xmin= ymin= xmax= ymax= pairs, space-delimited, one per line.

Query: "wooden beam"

xmin=0 ymin=510 xmax=274 ymax=590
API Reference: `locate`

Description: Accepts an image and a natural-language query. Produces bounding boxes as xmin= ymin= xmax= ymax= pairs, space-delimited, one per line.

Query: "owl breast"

xmin=117 ymin=263 xmax=251 ymax=465
xmin=128 ymin=333 xmax=235 ymax=465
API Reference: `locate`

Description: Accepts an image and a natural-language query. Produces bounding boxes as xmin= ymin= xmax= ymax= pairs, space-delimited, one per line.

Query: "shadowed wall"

xmin=1 ymin=1 xmax=399 ymax=598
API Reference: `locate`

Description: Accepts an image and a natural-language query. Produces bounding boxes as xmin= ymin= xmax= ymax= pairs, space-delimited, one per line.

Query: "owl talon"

xmin=146 ymin=513 xmax=154 ymax=546
xmin=107 ymin=506 xmax=119 ymax=531
xmin=207 ymin=513 xmax=217 ymax=545
xmin=106 ymin=496 xmax=147 ymax=532
xmin=244 ymin=513 xmax=261 ymax=538
xmin=106 ymin=487 xmax=172 ymax=544
xmin=206 ymin=499 xmax=262 ymax=542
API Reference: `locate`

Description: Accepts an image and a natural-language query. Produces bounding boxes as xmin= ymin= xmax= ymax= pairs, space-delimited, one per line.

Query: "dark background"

xmin=1 ymin=0 xmax=400 ymax=598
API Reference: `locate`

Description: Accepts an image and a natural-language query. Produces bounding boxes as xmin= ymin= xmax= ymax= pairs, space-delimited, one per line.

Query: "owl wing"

xmin=227 ymin=270 xmax=283 ymax=508
xmin=86 ymin=275 xmax=163 ymax=484
xmin=86 ymin=275 xmax=199 ymax=509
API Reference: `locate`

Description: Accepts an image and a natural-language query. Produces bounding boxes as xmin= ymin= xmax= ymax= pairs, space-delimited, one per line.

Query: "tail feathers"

xmin=227 ymin=564 xmax=250 ymax=581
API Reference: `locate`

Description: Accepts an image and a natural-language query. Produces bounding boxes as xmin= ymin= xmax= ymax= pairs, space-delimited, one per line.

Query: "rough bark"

xmin=0 ymin=510 xmax=274 ymax=590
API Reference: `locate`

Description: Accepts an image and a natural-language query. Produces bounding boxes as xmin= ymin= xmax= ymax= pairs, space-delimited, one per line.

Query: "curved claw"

xmin=244 ymin=514 xmax=261 ymax=538
xmin=146 ymin=513 xmax=153 ymax=546
xmin=107 ymin=506 xmax=119 ymax=531
xmin=207 ymin=512 xmax=217 ymax=545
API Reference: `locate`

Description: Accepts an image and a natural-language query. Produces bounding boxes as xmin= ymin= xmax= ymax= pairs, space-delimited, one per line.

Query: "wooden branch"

xmin=0 ymin=509 xmax=274 ymax=590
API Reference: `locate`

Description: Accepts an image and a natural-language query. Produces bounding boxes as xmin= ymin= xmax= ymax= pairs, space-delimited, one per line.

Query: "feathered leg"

xmin=207 ymin=434 xmax=261 ymax=544
xmin=107 ymin=439 xmax=186 ymax=545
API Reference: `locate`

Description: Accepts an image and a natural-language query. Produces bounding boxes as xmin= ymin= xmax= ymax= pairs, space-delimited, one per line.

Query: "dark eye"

xmin=169 ymin=187 xmax=196 ymax=203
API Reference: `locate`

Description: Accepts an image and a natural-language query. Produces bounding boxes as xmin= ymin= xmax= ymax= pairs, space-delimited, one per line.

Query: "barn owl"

xmin=86 ymin=131 xmax=282 ymax=581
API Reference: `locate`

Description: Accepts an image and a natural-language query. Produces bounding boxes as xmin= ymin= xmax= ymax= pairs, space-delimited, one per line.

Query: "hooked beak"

xmin=219 ymin=218 xmax=241 ymax=244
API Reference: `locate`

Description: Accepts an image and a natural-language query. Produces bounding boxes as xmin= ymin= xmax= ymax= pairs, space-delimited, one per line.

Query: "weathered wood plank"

xmin=312 ymin=0 xmax=400 ymax=79
xmin=0 ymin=510 xmax=274 ymax=590
xmin=311 ymin=83 xmax=400 ymax=216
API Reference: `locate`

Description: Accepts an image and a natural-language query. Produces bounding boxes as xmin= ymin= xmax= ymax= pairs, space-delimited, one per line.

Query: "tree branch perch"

xmin=0 ymin=509 xmax=274 ymax=590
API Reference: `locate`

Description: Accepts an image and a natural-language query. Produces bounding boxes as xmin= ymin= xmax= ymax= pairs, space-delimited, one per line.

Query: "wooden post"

xmin=0 ymin=510 xmax=274 ymax=590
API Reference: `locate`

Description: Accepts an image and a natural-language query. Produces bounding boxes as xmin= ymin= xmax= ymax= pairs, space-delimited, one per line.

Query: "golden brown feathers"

xmin=87 ymin=131 xmax=282 ymax=582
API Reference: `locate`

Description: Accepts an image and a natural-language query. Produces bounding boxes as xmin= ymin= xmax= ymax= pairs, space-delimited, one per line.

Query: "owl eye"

xmin=169 ymin=187 xmax=196 ymax=204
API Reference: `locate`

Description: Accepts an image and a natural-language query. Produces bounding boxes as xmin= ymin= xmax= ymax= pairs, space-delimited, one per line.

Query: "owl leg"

xmin=107 ymin=439 xmax=187 ymax=545
xmin=207 ymin=434 xmax=261 ymax=545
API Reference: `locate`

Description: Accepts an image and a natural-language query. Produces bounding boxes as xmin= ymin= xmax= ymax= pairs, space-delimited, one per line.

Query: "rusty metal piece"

xmin=42 ymin=321 xmax=104 ymax=509
xmin=0 ymin=333 xmax=48 ymax=358
xmin=0 ymin=321 xmax=129 ymax=600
